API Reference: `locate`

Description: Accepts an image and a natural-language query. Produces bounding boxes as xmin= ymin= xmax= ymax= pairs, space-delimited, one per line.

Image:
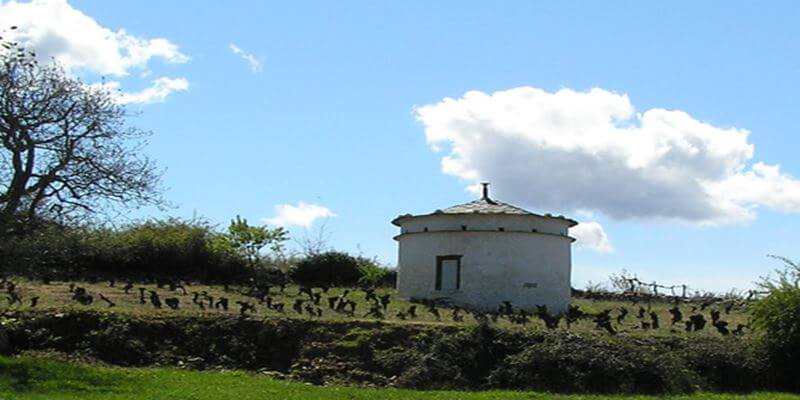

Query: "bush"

xmin=88 ymin=322 xmax=150 ymax=366
xmin=679 ymin=339 xmax=766 ymax=392
xmin=85 ymin=219 xmax=217 ymax=274
xmin=357 ymin=258 xmax=389 ymax=287
xmin=486 ymin=333 xmax=696 ymax=394
xmin=751 ymin=286 xmax=800 ymax=391
xmin=291 ymin=251 xmax=394 ymax=287
xmin=290 ymin=251 xmax=362 ymax=286
xmin=751 ymin=255 xmax=800 ymax=391
xmin=392 ymin=323 xmax=515 ymax=389
xmin=0 ymin=222 xmax=88 ymax=280
xmin=378 ymin=269 xmax=397 ymax=288
xmin=86 ymin=219 xmax=255 ymax=282
xmin=0 ymin=218 xmax=252 ymax=283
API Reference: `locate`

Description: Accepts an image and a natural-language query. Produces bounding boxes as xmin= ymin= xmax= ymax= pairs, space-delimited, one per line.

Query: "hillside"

xmin=1 ymin=278 xmax=752 ymax=337
xmin=0 ymin=277 xmax=776 ymax=394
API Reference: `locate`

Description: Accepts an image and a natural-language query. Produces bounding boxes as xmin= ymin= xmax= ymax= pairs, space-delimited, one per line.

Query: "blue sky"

xmin=4 ymin=1 xmax=800 ymax=292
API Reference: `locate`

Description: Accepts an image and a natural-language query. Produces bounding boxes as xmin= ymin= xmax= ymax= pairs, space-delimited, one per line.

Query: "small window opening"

xmin=423 ymin=227 xmax=428 ymax=232
xmin=531 ymin=228 xmax=538 ymax=233
xmin=498 ymin=227 xmax=505 ymax=231
xmin=461 ymin=225 xmax=467 ymax=231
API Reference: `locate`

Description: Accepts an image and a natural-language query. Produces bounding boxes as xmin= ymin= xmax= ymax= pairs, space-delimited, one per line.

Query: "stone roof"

xmin=440 ymin=198 xmax=532 ymax=215
xmin=392 ymin=196 xmax=577 ymax=226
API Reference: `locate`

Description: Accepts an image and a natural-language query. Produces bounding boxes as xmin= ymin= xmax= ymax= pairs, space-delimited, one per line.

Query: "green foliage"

xmin=291 ymin=251 xmax=363 ymax=286
xmin=290 ymin=251 xmax=394 ymax=287
xmin=0 ymin=221 xmax=88 ymax=278
xmin=751 ymin=286 xmax=800 ymax=391
xmin=677 ymin=336 xmax=769 ymax=392
xmin=82 ymin=218 xmax=243 ymax=279
xmin=487 ymin=334 xmax=696 ymax=394
xmin=751 ymin=287 xmax=800 ymax=342
xmin=91 ymin=219 xmax=209 ymax=263
xmin=221 ymin=216 xmax=288 ymax=267
xmin=0 ymin=218 xmax=252 ymax=282
xmin=357 ymin=257 xmax=390 ymax=287
xmin=751 ymin=256 xmax=800 ymax=391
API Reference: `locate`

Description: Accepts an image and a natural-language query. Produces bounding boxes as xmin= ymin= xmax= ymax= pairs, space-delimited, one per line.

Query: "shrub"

xmin=751 ymin=255 xmax=800 ymax=391
xmin=676 ymin=336 xmax=767 ymax=392
xmin=0 ymin=218 xmax=253 ymax=282
xmin=82 ymin=218 xmax=254 ymax=281
xmin=87 ymin=322 xmax=150 ymax=366
xmin=378 ymin=269 xmax=398 ymax=288
xmin=87 ymin=219 xmax=212 ymax=272
xmin=0 ymin=222 xmax=90 ymax=279
xmin=751 ymin=286 xmax=800 ymax=391
xmin=290 ymin=251 xmax=362 ymax=286
xmin=357 ymin=258 xmax=389 ymax=287
xmin=399 ymin=323 xmax=509 ymax=388
xmin=222 ymin=216 xmax=288 ymax=268
xmin=486 ymin=333 xmax=695 ymax=394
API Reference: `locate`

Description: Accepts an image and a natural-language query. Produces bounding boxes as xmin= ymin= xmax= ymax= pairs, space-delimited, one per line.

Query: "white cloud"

xmin=263 ymin=202 xmax=335 ymax=228
xmin=570 ymin=222 xmax=613 ymax=254
xmin=117 ymin=77 xmax=189 ymax=104
xmin=415 ymin=86 xmax=800 ymax=225
xmin=229 ymin=43 xmax=262 ymax=73
xmin=0 ymin=0 xmax=189 ymax=104
xmin=0 ymin=0 xmax=188 ymax=76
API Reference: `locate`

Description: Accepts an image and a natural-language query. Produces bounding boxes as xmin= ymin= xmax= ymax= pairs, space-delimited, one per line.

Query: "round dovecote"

xmin=392 ymin=183 xmax=577 ymax=313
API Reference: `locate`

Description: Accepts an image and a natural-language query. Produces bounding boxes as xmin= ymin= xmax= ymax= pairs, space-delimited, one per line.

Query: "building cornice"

xmin=393 ymin=229 xmax=576 ymax=242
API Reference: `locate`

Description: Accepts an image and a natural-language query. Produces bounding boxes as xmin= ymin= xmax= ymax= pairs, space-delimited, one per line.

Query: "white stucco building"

xmin=392 ymin=184 xmax=577 ymax=314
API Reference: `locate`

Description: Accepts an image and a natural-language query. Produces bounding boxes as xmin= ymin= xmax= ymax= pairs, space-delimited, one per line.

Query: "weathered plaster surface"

xmin=395 ymin=213 xmax=573 ymax=314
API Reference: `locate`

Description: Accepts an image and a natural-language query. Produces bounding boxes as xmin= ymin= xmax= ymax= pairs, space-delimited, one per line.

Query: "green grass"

xmin=0 ymin=356 xmax=795 ymax=400
xmin=4 ymin=278 xmax=752 ymax=337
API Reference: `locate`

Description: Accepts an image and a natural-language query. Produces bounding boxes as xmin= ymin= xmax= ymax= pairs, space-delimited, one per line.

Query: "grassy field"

xmin=2 ymin=278 xmax=751 ymax=337
xmin=0 ymin=356 xmax=795 ymax=400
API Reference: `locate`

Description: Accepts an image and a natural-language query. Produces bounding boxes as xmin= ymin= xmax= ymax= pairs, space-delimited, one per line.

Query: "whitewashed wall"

xmin=395 ymin=214 xmax=573 ymax=314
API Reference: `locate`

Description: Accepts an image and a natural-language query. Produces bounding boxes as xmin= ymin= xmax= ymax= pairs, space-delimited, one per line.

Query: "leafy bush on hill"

xmin=291 ymin=251 xmax=361 ymax=286
xmin=0 ymin=217 xmax=400 ymax=288
xmin=0 ymin=219 xmax=254 ymax=282
xmin=0 ymin=222 xmax=87 ymax=279
xmin=751 ymin=256 xmax=800 ymax=391
xmin=84 ymin=219 xmax=228 ymax=275
xmin=291 ymin=251 xmax=393 ymax=287
xmin=486 ymin=333 xmax=696 ymax=394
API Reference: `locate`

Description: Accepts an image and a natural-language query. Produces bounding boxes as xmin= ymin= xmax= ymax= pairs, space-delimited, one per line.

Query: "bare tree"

xmin=293 ymin=221 xmax=333 ymax=257
xmin=0 ymin=41 xmax=163 ymax=234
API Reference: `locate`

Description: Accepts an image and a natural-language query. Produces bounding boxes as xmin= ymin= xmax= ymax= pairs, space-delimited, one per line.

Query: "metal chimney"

xmin=481 ymin=182 xmax=490 ymax=200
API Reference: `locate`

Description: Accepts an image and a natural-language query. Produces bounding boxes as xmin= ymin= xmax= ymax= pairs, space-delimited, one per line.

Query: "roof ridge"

xmin=441 ymin=197 xmax=533 ymax=215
